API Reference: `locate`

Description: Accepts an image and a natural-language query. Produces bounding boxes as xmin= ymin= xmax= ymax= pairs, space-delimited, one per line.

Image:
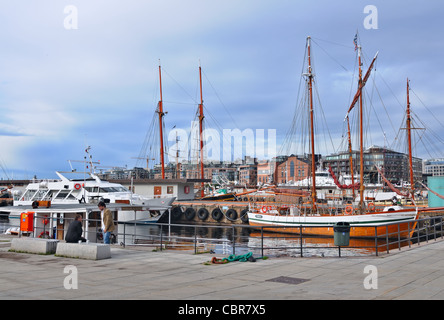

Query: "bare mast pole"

xmin=198 ymin=63 xmax=205 ymax=198
xmin=347 ymin=118 xmax=356 ymax=199
xmin=406 ymin=78 xmax=415 ymax=201
xmin=358 ymin=46 xmax=365 ymax=212
xmin=157 ymin=61 xmax=166 ymax=179
xmin=307 ymin=36 xmax=317 ymax=213
xmin=344 ymin=42 xmax=378 ymax=208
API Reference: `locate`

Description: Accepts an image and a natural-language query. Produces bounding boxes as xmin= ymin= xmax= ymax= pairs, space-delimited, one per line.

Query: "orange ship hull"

xmin=247 ymin=208 xmax=419 ymax=239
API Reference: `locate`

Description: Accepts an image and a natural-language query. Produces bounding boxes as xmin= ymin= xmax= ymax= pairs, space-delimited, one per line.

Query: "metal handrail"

xmin=3 ymin=212 xmax=443 ymax=258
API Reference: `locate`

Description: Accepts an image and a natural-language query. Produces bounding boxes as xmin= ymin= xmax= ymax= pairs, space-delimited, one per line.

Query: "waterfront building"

xmin=423 ymin=158 xmax=444 ymax=176
xmin=323 ymin=145 xmax=422 ymax=186
xmin=257 ymin=160 xmax=272 ymax=185
xmin=96 ymin=146 xmax=423 ymax=190
xmin=275 ymin=155 xmax=310 ymax=185
xmin=238 ymin=161 xmax=258 ymax=186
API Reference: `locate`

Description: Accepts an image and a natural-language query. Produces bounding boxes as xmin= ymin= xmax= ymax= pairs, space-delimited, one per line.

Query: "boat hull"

xmin=118 ymin=210 xmax=163 ymax=223
xmin=247 ymin=209 xmax=418 ymax=239
xmin=112 ymin=197 xmax=176 ymax=223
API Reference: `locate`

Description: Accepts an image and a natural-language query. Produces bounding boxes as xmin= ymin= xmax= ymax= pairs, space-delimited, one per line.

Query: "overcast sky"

xmin=1 ymin=0 xmax=443 ymax=179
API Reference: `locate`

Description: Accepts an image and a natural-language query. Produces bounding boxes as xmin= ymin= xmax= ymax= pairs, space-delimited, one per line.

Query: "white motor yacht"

xmin=11 ymin=171 xmax=175 ymax=223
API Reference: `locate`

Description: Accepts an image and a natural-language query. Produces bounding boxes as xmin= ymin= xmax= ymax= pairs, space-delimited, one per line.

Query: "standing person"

xmin=65 ymin=214 xmax=86 ymax=243
xmin=98 ymin=201 xmax=115 ymax=244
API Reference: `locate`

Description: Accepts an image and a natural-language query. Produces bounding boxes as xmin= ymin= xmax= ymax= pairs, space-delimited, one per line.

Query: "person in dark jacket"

xmin=65 ymin=214 xmax=86 ymax=243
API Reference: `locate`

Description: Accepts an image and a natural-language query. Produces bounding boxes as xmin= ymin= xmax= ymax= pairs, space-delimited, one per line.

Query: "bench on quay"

xmin=10 ymin=238 xmax=59 ymax=255
xmin=55 ymin=242 xmax=111 ymax=260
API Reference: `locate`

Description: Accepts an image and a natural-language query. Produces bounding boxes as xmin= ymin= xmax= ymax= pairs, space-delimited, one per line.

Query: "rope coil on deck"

xmin=210 ymin=252 xmax=261 ymax=264
xmin=211 ymin=257 xmax=229 ymax=264
xmin=226 ymin=252 xmax=253 ymax=262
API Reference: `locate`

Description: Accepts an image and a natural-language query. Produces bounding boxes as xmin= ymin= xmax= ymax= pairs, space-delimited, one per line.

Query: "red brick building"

xmin=275 ymin=156 xmax=310 ymax=184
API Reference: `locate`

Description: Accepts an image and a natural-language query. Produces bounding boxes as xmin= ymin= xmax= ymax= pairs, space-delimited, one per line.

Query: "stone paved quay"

xmin=0 ymin=236 xmax=444 ymax=300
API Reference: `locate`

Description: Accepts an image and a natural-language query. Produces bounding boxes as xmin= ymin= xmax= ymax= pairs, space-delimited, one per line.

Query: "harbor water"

xmin=1 ymin=214 xmax=415 ymax=258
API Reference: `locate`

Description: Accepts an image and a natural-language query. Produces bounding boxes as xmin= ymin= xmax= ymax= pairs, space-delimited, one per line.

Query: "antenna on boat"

xmin=175 ymin=130 xmax=181 ymax=179
xmin=68 ymin=161 xmax=76 ymax=172
xmin=66 ymin=146 xmax=101 ymax=176
xmin=84 ymin=146 xmax=99 ymax=174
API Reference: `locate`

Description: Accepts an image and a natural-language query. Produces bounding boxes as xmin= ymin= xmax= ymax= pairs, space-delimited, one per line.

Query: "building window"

xmin=290 ymin=161 xmax=295 ymax=177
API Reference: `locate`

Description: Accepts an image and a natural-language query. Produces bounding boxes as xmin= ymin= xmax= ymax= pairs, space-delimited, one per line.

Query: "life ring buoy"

xmin=345 ymin=205 xmax=353 ymax=215
xmin=261 ymin=206 xmax=268 ymax=214
xmin=368 ymin=202 xmax=376 ymax=212
xmin=38 ymin=231 xmax=50 ymax=239
xmin=74 ymin=183 xmax=82 ymax=190
xmin=43 ymin=216 xmax=49 ymax=225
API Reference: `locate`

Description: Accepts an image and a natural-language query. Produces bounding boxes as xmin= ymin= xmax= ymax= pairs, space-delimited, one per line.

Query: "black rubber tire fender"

xmin=211 ymin=208 xmax=223 ymax=221
xmin=226 ymin=209 xmax=238 ymax=221
xmin=171 ymin=206 xmax=183 ymax=220
xmin=184 ymin=207 xmax=196 ymax=220
xmin=197 ymin=208 xmax=209 ymax=220
xmin=240 ymin=209 xmax=249 ymax=223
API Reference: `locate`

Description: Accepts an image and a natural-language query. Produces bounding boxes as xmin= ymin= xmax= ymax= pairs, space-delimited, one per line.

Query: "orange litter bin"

xmin=20 ymin=212 xmax=34 ymax=232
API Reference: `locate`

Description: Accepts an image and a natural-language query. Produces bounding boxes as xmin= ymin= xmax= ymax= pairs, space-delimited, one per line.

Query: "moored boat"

xmin=247 ymin=203 xmax=418 ymax=238
xmin=9 ymin=154 xmax=176 ymax=225
xmin=6 ymin=147 xmax=174 ymax=223
xmin=246 ymin=36 xmax=430 ymax=239
xmin=10 ymin=171 xmax=174 ymax=223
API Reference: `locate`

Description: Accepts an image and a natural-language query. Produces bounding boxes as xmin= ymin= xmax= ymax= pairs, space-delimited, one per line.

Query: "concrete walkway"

xmin=0 ymin=237 xmax=443 ymax=301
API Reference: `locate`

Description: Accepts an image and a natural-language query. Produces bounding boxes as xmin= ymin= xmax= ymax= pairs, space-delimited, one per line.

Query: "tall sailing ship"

xmin=247 ymin=36 xmax=422 ymax=239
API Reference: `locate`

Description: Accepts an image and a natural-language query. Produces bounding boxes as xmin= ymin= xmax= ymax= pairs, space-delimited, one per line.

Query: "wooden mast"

xmin=307 ymin=36 xmax=317 ymax=212
xmin=406 ymin=78 xmax=415 ymax=200
xmin=346 ymin=117 xmax=356 ymax=199
xmin=358 ymin=45 xmax=365 ymax=211
xmin=157 ymin=61 xmax=166 ymax=179
xmin=198 ymin=63 xmax=205 ymax=198
xmin=344 ymin=47 xmax=378 ymax=202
